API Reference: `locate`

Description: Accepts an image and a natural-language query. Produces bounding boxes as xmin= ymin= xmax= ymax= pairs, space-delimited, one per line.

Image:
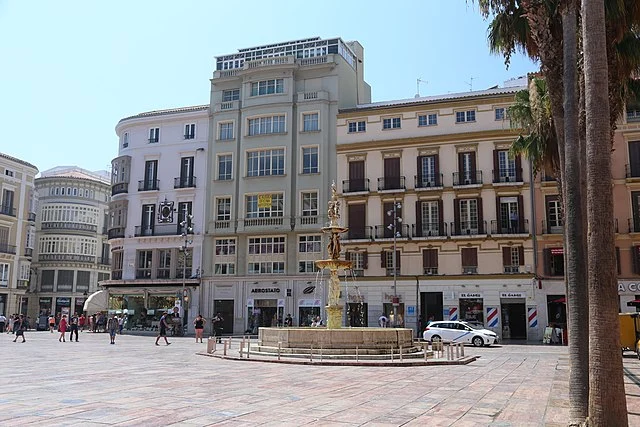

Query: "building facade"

xmin=0 ymin=153 xmax=38 ymax=316
xmin=104 ymin=106 xmax=209 ymax=332
xmin=200 ymin=37 xmax=371 ymax=334
xmin=336 ymin=83 xmax=541 ymax=341
xmin=31 ymin=167 xmax=111 ymax=318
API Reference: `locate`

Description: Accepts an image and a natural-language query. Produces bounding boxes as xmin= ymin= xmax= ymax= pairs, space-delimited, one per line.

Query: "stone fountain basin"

xmin=258 ymin=327 xmax=414 ymax=350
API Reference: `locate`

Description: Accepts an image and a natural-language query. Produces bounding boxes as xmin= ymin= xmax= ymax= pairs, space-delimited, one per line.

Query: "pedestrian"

xmin=69 ymin=314 xmax=79 ymax=342
xmin=58 ymin=315 xmax=68 ymax=342
xmin=155 ymin=311 xmax=171 ymax=346
xmin=378 ymin=314 xmax=389 ymax=328
xmin=97 ymin=313 xmax=106 ymax=332
xmin=510 ymin=209 xmax=518 ymax=233
xmin=285 ymin=314 xmax=293 ymax=327
xmin=0 ymin=313 xmax=6 ymax=333
xmin=193 ymin=314 xmax=206 ymax=343
xmin=107 ymin=314 xmax=118 ymax=344
xmin=7 ymin=314 xmax=15 ymax=334
xmin=79 ymin=314 xmax=86 ymax=332
xmin=212 ymin=312 xmax=224 ymax=343
xmin=48 ymin=314 xmax=55 ymax=333
xmin=12 ymin=315 xmax=26 ymax=343
xmin=118 ymin=315 xmax=124 ymax=334
xmin=90 ymin=314 xmax=96 ymax=332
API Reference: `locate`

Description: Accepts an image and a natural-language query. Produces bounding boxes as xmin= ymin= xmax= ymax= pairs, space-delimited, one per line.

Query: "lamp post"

xmin=386 ymin=201 xmax=402 ymax=327
xmin=180 ymin=214 xmax=193 ymax=332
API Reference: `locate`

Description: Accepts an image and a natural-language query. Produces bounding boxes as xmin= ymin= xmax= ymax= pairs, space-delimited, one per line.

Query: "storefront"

xmin=346 ymin=293 xmax=367 ymax=327
xmin=247 ymin=286 xmax=285 ymax=330
xmin=499 ymin=292 xmax=527 ymax=339
xmin=298 ymin=298 xmax=322 ymax=326
xmin=459 ymin=292 xmax=484 ymax=324
xmin=39 ymin=297 xmax=52 ymax=315
xmin=55 ymin=297 xmax=71 ymax=317
xmin=74 ymin=297 xmax=85 ymax=315
xmin=618 ymin=281 xmax=640 ymax=312
xmin=0 ymin=293 xmax=6 ymax=316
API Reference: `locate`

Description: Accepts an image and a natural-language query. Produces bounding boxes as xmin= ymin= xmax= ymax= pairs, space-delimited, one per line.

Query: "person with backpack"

xmin=155 ymin=312 xmax=171 ymax=346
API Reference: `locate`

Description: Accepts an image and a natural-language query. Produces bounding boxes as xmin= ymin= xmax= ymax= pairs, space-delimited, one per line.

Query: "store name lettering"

xmin=618 ymin=283 xmax=640 ymax=292
xmin=251 ymin=288 xmax=281 ymax=294
xmin=460 ymin=293 xmax=482 ymax=298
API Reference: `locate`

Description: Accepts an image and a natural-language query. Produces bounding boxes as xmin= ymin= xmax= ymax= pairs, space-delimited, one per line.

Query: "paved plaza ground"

xmin=1 ymin=331 xmax=639 ymax=426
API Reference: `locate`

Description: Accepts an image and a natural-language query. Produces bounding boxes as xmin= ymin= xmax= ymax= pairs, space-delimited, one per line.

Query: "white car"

xmin=423 ymin=320 xmax=499 ymax=347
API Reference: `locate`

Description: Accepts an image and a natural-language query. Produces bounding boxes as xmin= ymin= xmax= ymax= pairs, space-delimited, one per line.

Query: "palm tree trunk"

xmin=562 ymin=2 xmax=589 ymax=423
xmin=582 ymin=0 xmax=628 ymax=424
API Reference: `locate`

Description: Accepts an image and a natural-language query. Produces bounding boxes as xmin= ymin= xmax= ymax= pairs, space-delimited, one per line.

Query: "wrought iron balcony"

xmin=452 ymin=171 xmax=483 ymax=186
xmin=342 ymin=179 xmax=370 ymax=193
xmin=108 ymin=228 xmax=125 ymax=239
xmin=111 ymin=271 xmax=122 ymax=280
xmin=0 ymin=206 xmax=16 ymax=217
xmin=112 ymin=182 xmax=129 ymax=195
xmin=0 ymin=243 xmax=16 ymax=254
xmin=492 ymin=168 xmax=523 ymax=184
xmin=541 ymin=220 xmax=564 ymax=234
xmin=24 ymin=248 xmax=33 ymax=257
xmin=415 ymin=174 xmax=443 ymax=189
xmin=377 ymin=176 xmax=406 ymax=191
xmin=626 ymin=164 xmax=640 ymax=178
xmin=373 ymin=223 xmax=411 ymax=239
xmin=412 ymin=223 xmax=448 ymax=238
xmin=450 ymin=220 xmax=487 ymax=236
xmin=134 ymin=224 xmax=183 ymax=237
xmin=174 ymin=176 xmax=197 ymax=189
xmin=629 ymin=218 xmax=640 ymax=233
xmin=41 ymin=222 xmax=97 ymax=232
xmin=99 ymin=257 xmax=111 ymax=266
xmin=343 ymin=226 xmax=374 ymax=241
xmin=490 ymin=219 xmax=530 ymax=235
xmin=138 ymin=180 xmax=159 ymax=191
xmin=27 ymin=212 xmax=36 ymax=222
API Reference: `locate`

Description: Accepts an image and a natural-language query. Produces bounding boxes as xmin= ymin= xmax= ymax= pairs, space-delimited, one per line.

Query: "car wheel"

xmin=472 ymin=336 xmax=484 ymax=347
xmin=431 ymin=335 xmax=442 ymax=343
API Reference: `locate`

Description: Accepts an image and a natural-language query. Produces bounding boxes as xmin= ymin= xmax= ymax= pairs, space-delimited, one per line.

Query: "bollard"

xmin=223 ymin=339 xmax=228 ymax=356
xmin=278 ymin=341 xmax=282 ymax=361
xmin=207 ymin=337 xmax=215 ymax=354
xmin=461 ymin=343 xmax=465 ymax=357
xmin=310 ymin=345 xmax=313 ymax=362
xmin=320 ymin=345 xmax=323 ymax=362
xmin=424 ymin=343 xmax=428 ymax=361
xmin=399 ymin=345 xmax=403 ymax=362
xmin=390 ymin=346 xmax=394 ymax=362
xmin=356 ymin=345 xmax=359 ymax=363
xmin=247 ymin=337 xmax=251 ymax=359
xmin=455 ymin=343 xmax=460 ymax=358
xmin=239 ymin=340 xmax=244 ymax=358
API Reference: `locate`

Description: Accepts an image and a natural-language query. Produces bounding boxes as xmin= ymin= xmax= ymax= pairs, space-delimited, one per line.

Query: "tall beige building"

xmin=201 ymin=37 xmax=371 ymax=333
xmin=0 ymin=153 xmax=38 ymax=316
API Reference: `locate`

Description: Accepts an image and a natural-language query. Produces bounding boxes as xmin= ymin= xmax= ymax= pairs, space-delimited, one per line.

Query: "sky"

xmin=0 ymin=0 xmax=537 ymax=175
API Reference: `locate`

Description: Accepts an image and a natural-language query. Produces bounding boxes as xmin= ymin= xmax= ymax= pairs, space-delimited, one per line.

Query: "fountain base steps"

xmin=258 ymin=327 xmax=414 ymax=350
xmin=246 ymin=344 xmax=429 ymax=359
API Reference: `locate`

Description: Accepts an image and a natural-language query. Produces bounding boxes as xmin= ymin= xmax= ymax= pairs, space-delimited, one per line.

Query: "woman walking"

xmin=193 ymin=314 xmax=206 ymax=343
xmin=58 ymin=315 xmax=68 ymax=342
xmin=12 ymin=315 xmax=26 ymax=343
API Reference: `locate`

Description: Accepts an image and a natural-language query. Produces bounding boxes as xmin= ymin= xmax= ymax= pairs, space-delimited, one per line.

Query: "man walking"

xmin=0 ymin=313 xmax=6 ymax=333
xmin=212 ymin=312 xmax=224 ymax=343
xmin=155 ymin=311 xmax=171 ymax=346
xmin=69 ymin=314 xmax=79 ymax=342
xmin=107 ymin=314 xmax=118 ymax=344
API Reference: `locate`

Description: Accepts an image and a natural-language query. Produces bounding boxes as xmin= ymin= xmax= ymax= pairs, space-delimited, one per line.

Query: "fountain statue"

xmin=315 ymin=181 xmax=352 ymax=329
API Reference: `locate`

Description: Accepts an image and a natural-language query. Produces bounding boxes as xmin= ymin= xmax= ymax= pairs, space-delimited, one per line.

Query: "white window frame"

xmin=382 ymin=117 xmax=401 ymax=130
xmin=495 ymin=107 xmax=506 ymax=121
xmin=247 ymin=114 xmax=286 ymax=136
xmin=456 ymin=110 xmax=476 ymax=124
xmin=122 ymin=132 xmax=129 ymax=148
xmin=301 ymin=191 xmax=318 ymax=217
xmin=350 ymin=252 xmax=365 ymax=275
xmin=248 ymin=262 xmax=285 ymax=274
xmin=0 ymin=263 xmax=8 ymax=287
xmin=248 ymin=236 xmax=286 ymax=254
xmin=245 ymin=193 xmax=284 ymax=218
xmin=418 ymin=113 xmax=438 ymax=127
xmin=215 ymin=238 xmax=236 ymax=256
xmin=298 ymin=234 xmax=322 ymax=253
xmin=302 ymin=112 xmax=319 ymax=132
xmin=217 ymin=153 xmax=233 ymax=181
xmin=301 ymin=146 xmax=319 ymax=174
xmin=348 ymin=120 xmax=367 ymax=133
xmin=218 ymin=121 xmax=234 ymax=141
xmin=214 ymin=263 xmax=236 ymax=275
xmin=184 ymin=123 xmax=196 ymax=139
xmin=246 ymin=148 xmax=285 ymax=177
xmin=222 ymin=88 xmax=240 ymax=102
xmin=250 ymin=78 xmax=284 ymax=97
xmin=149 ymin=127 xmax=160 ymax=143
xmin=216 ymin=197 xmax=232 ymax=221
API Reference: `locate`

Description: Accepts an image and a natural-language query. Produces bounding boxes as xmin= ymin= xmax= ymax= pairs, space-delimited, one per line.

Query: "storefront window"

xmin=546 ymin=295 xmax=566 ymax=327
xmin=39 ymin=297 xmax=52 ymax=315
xmin=347 ymin=303 xmax=368 ymax=327
xmin=460 ymin=298 xmax=484 ymax=324
xmin=149 ymin=295 xmax=177 ymax=321
xmin=109 ymin=294 xmax=145 ymax=329
xmin=55 ymin=297 xmax=71 ymax=317
xmin=298 ymin=306 xmax=320 ymax=326
xmin=383 ymin=303 xmax=405 ymax=327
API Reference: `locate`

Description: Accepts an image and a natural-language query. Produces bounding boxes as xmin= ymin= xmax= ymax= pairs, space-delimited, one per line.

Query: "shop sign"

xmin=302 ymin=285 xmax=316 ymax=294
xmin=348 ymin=294 xmax=364 ymax=303
xmin=277 ymin=299 xmax=285 ymax=308
xmin=298 ymin=299 xmax=322 ymax=307
xmin=500 ymin=292 xmax=526 ymax=299
xmin=618 ymin=282 xmax=640 ymax=293
xmin=247 ymin=298 xmax=254 ymax=307
xmin=39 ymin=298 xmax=52 ymax=303
xmin=258 ymin=194 xmax=272 ymax=208
xmin=383 ymin=293 xmax=400 ymax=302
xmin=406 ymin=306 xmax=416 ymax=316
xmin=56 ymin=298 xmax=71 ymax=305
xmin=459 ymin=292 xmax=482 ymax=299
xmin=251 ymin=288 xmax=281 ymax=294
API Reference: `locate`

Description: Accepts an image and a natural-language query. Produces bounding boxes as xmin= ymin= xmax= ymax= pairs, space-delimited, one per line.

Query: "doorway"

xmin=213 ymin=299 xmax=234 ymax=334
xmin=500 ymin=299 xmax=527 ymax=339
xmin=421 ymin=292 xmax=443 ymax=329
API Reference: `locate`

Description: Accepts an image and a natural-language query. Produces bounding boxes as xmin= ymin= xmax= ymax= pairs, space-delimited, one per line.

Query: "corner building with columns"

xmin=336 ymin=80 xmax=542 ymax=341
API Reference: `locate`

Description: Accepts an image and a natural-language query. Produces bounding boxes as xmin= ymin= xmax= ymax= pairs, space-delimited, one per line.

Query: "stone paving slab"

xmin=1 ymin=331 xmax=639 ymax=426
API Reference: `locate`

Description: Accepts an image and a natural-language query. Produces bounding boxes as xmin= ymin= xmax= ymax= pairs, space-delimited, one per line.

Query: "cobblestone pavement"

xmin=1 ymin=331 xmax=638 ymax=426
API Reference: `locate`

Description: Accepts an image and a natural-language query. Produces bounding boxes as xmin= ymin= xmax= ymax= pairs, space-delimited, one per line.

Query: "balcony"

xmin=243 ymin=217 xmax=284 ymax=228
xmin=24 ymin=248 xmax=33 ymax=258
xmin=424 ymin=267 xmax=439 ymax=275
xmin=343 ymin=226 xmax=374 ymax=241
xmin=41 ymin=222 xmax=98 ymax=233
xmin=412 ymin=223 xmax=448 ymax=238
xmin=215 ymin=100 xmax=240 ymax=112
xmin=0 ymin=243 xmax=16 ymax=255
xmin=453 ymin=171 xmax=483 ymax=187
xmin=295 ymin=215 xmax=327 ymax=230
xmin=134 ymin=224 xmax=182 ymax=237
xmin=377 ymin=176 xmax=406 ymax=192
xmin=462 ymin=266 xmax=478 ymax=274
xmin=373 ymin=223 xmax=411 ymax=239
xmin=214 ymin=220 xmax=236 ymax=233
xmin=415 ymin=174 xmax=443 ymax=190
xmin=450 ymin=221 xmax=487 ymax=236
xmin=108 ymin=228 xmax=125 ymax=239
xmin=625 ymin=164 xmax=640 ymax=179
xmin=342 ymin=179 xmax=370 ymax=194
xmin=38 ymin=254 xmax=95 ymax=263
xmin=541 ymin=220 xmax=564 ymax=234
xmin=136 ymin=270 xmax=152 ymax=279
xmin=16 ymin=280 xmax=28 ymax=290
xmin=111 ymin=271 xmax=122 ymax=280
xmin=0 ymin=206 xmax=16 ymax=217
xmin=492 ymin=168 xmax=523 ymax=184
xmin=490 ymin=219 xmax=530 ymax=235
xmin=138 ymin=180 xmax=159 ymax=191
xmin=99 ymin=257 xmax=111 ymax=266
xmin=629 ymin=218 xmax=640 ymax=233
xmin=112 ymin=182 xmax=129 ymax=196
xmin=174 ymin=176 xmax=197 ymax=189
xmin=27 ymin=212 xmax=36 ymax=222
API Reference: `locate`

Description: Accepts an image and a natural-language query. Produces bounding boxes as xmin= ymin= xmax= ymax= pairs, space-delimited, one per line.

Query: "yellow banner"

xmin=257 ymin=194 xmax=272 ymax=209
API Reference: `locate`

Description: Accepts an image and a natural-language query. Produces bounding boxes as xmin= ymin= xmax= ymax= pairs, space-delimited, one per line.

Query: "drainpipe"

xmin=415 ymin=275 xmax=420 ymax=338
xmin=529 ymin=159 xmax=538 ymax=276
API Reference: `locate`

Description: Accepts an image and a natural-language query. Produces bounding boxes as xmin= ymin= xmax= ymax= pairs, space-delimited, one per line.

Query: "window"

xmin=546 ymin=197 xmax=563 ymax=231
xmin=184 ymin=123 xmax=196 ymax=139
xmin=248 ymin=262 xmax=285 ymax=274
xmin=219 ymin=122 xmax=234 ymax=140
xmin=247 ymin=149 xmax=285 ymax=176
xmin=495 ymin=108 xmax=506 ymax=121
xmin=418 ymin=113 xmax=437 ymax=126
xmin=503 ymin=246 xmax=524 ymax=273
xmin=0 ymin=263 xmax=8 ymax=287
xmin=248 ymin=237 xmax=286 ymax=254
xmin=461 ymin=247 xmax=478 ymax=274
xmin=214 ymin=263 xmax=235 ymax=275
xmin=346 ymin=251 xmax=367 ymax=276
xmin=248 ymin=115 xmax=286 ymax=136
xmin=422 ymin=249 xmax=438 ymax=274
xmin=419 ymin=200 xmax=440 ymax=236
xmin=250 ymin=78 xmax=284 ymax=96
xmin=215 ymin=238 xmax=236 ymax=255
xmin=545 ymin=248 xmax=564 ymax=276
xmin=497 ymin=150 xmax=516 ymax=182
xmin=216 ymin=198 xmax=231 ymax=221
xmin=149 ymin=127 xmax=160 ymax=143
xmin=246 ymin=193 xmax=284 ymax=218
xmin=348 ymin=121 xmax=366 ymax=133
xmin=298 ymin=261 xmax=319 ymax=274
xmin=383 ymin=117 xmax=401 ymax=129
xmin=456 ymin=110 xmax=476 ymax=123
xmin=302 ymin=147 xmax=318 ymax=174
xmin=418 ymin=155 xmax=438 ymax=187
xmin=299 ymin=235 xmax=321 ymax=253
xmin=459 ymin=199 xmax=479 ymax=233
xmin=303 ymin=113 xmax=319 ymax=132
xmin=122 ymin=132 xmax=129 ymax=148
xmin=4 ymin=169 xmax=13 ymax=177
xmin=222 ymin=89 xmax=240 ymax=101
xmin=301 ymin=192 xmax=318 ymax=216
xmin=381 ymin=250 xmax=401 ymax=276
xmin=136 ymin=250 xmax=152 ymax=278
xmin=158 ymin=250 xmax=171 ymax=278
xmin=217 ymin=155 xmax=233 ymax=180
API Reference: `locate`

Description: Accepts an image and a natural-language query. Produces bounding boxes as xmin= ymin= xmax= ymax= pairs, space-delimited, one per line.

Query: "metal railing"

xmin=373 ymin=223 xmax=411 ymax=239
xmin=24 ymin=248 xmax=33 ymax=257
xmin=108 ymin=228 xmax=125 ymax=239
xmin=492 ymin=168 xmax=523 ymax=183
xmin=415 ymin=174 xmax=443 ymax=189
xmin=174 ymin=176 xmax=197 ymax=189
xmin=27 ymin=212 xmax=36 ymax=222
xmin=450 ymin=221 xmax=487 ymax=236
xmin=343 ymin=226 xmax=374 ymax=240
xmin=626 ymin=164 xmax=640 ymax=178
xmin=112 ymin=182 xmax=129 ymax=195
xmin=99 ymin=257 xmax=111 ymax=266
xmin=0 ymin=243 xmax=16 ymax=254
xmin=342 ymin=179 xmax=370 ymax=193
xmin=0 ymin=206 xmax=16 ymax=217
xmin=138 ymin=180 xmax=160 ymax=191
xmin=541 ymin=220 xmax=564 ymax=234
xmin=452 ymin=171 xmax=483 ymax=186
xmin=377 ymin=176 xmax=406 ymax=191
xmin=490 ymin=219 xmax=529 ymax=234
xmin=462 ymin=266 xmax=478 ymax=274
xmin=134 ymin=223 xmax=183 ymax=237
xmin=412 ymin=223 xmax=448 ymax=238
xmin=629 ymin=218 xmax=640 ymax=233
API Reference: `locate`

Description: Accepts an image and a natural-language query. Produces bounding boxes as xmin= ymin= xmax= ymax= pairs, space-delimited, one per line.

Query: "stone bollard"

xmin=424 ymin=343 xmax=428 ymax=361
xmin=455 ymin=343 xmax=460 ymax=358
xmin=390 ymin=346 xmax=394 ymax=362
xmin=310 ymin=345 xmax=313 ymax=362
xmin=247 ymin=337 xmax=251 ymax=359
xmin=461 ymin=343 xmax=465 ymax=357
xmin=356 ymin=345 xmax=359 ymax=363
xmin=320 ymin=345 xmax=323 ymax=362
xmin=239 ymin=341 xmax=244 ymax=358
xmin=399 ymin=345 xmax=403 ymax=362
xmin=223 ymin=339 xmax=228 ymax=356
xmin=207 ymin=337 xmax=215 ymax=354
xmin=278 ymin=341 xmax=282 ymax=361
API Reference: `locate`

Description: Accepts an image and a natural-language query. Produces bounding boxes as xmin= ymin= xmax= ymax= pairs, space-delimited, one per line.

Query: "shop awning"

xmin=83 ymin=290 xmax=108 ymax=313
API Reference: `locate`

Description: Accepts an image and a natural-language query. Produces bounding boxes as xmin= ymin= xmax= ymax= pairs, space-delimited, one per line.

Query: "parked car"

xmin=423 ymin=320 xmax=499 ymax=347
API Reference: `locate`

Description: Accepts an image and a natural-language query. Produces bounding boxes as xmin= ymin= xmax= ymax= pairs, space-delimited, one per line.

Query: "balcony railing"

xmin=541 ymin=175 xmax=557 ymax=183
xmin=424 ymin=267 xmax=439 ymax=275
xmin=342 ymin=179 xmax=370 ymax=193
xmin=157 ymin=269 xmax=171 ymax=279
xmin=373 ymin=223 xmax=411 ymax=239
xmin=450 ymin=221 xmax=487 ymax=236
xmin=629 ymin=218 xmax=640 ymax=233
xmin=0 ymin=243 xmax=17 ymax=254
xmin=16 ymin=280 xmax=28 ymax=290
xmin=453 ymin=171 xmax=483 ymax=186
xmin=41 ymin=222 xmax=98 ymax=232
xmin=490 ymin=219 xmax=529 ymax=235
xmin=134 ymin=224 xmax=183 ymax=237
xmin=492 ymin=168 xmax=523 ymax=184
xmin=24 ymin=248 xmax=33 ymax=257
xmin=462 ymin=266 xmax=478 ymax=274
xmin=412 ymin=223 xmax=448 ymax=238
xmin=27 ymin=212 xmax=36 ymax=222
xmin=343 ymin=226 xmax=374 ymax=240
xmin=111 ymin=182 xmax=129 ymax=195
xmin=138 ymin=180 xmax=159 ymax=191
xmin=243 ymin=217 xmax=284 ymax=227
xmin=295 ymin=215 xmax=328 ymax=229
xmin=38 ymin=254 xmax=95 ymax=263
xmin=136 ymin=270 xmax=152 ymax=279
xmin=214 ymin=220 xmax=235 ymax=232
xmin=415 ymin=174 xmax=443 ymax=189
xmin=625 ymin=164 xmax=640 ymax=178
xmin=0 ymin=206 xmax=16 ymax=217
xmin=108 ymin=228 xmax=125 ymax=239
xmin=99 ymin=257 xmax=111 ymax=266
xmin=377 ymin=176 xmax=406 ymax=191
xmin=111 ymin=271 xmax=122 ymax=280
xmin=174 ymin=176 xmax=197 ymax=189
xmin=541 ymin=220 xmax=564 ymax=234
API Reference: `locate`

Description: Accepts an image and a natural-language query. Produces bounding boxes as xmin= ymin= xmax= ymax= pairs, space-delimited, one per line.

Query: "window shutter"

xmin=518 ymin=246 xmax=525 ymax=265
xmin=495 ymin=196 xmax=501 ymax=232
xmin=396 ymin=250 xmax=401 ymax=269
xmin=457 ymin=152 xmax=465 ymax=175
xmin=615 ymin=247 xmax=621 ymax=275
xmin=461 ymin=247 xmax=470 ymax=266
xmin=438 ymin=199 xmax=444 ymax=235
xmin=454 ymin=199 xmax=460 ymax=235
xmin=416 ymin=156 xmax=423 ymax=181
xmin=363 ymin=251 xmax=368 ymax=269
xmin=470 ymin=248 xmax=478 ymax=266
xmin=415 ymin=201 xmax=423 ymax=237
xmin=433 ymin=154 xmax=440 ymax=185
xmin=470 ymin=152 xmax=477 ymax=175
xmin=345 ymin=251 xmax=351 ymax=261
xmin=517 ymin=195 xmax=525 ymax=233
xmin=476 ymin=198 xmax=484 ymax=233
xmin=515 ymin=155 xmax=522 ymax=181
xmin=422 ymin=250 xmax=429 ymax=269
xmin=502 ymin=247 xmax=511 ymax=266
xmin=381 ymin=250 xmax=387 ymax=268
xmin=632 ymin=246 xmax=640 ymax=274
xmin=544 ymin=248 xmax=551 ymax=276
xmin=493 ymin=150 xmax=499 ymax=182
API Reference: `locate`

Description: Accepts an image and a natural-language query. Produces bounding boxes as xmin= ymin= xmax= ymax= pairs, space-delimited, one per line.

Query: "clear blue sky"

xmin=0 ymin=0 xmax=537 ymax=174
